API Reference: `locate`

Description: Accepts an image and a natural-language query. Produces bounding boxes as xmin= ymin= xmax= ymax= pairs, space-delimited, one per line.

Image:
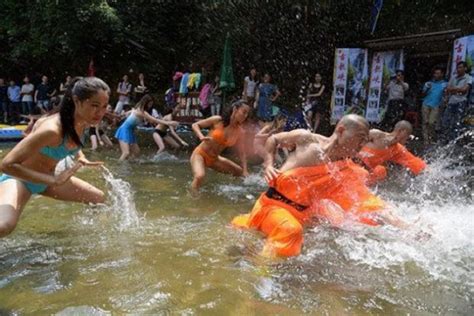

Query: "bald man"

xmin=358 ymin=120 xmax=426 ymax=185
xmin=232 ymin=115 xmax=405 ymax=258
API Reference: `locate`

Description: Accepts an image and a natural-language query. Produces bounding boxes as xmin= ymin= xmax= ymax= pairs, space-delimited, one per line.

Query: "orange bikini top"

xmin=209 ymin=123 xmax=240 ymax=147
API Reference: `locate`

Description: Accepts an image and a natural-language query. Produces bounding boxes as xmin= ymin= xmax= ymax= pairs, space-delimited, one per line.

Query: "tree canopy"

xmin=1 ymin=0 xmax=472 ymax=101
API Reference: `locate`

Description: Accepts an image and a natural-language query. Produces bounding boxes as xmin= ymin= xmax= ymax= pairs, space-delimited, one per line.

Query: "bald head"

xmin=337 ymin=114 xmax=370 ymax=132
xmin=393 ymin=120 xmax=413 ymax=134
xmin=333 ymin=114 xmax=370 ymax=157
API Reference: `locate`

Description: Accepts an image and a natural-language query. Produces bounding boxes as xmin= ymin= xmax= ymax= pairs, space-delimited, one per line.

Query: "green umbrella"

xmin=219 ymin=33 xmax=235 ymax=108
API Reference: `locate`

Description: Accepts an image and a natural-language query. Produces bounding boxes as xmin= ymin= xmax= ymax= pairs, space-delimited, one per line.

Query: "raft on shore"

xmin=0 ymin=125 xmax=26 ymax=142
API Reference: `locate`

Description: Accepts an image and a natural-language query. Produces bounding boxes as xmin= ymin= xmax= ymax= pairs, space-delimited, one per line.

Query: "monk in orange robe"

xmin=232 ymin=115 xmax=406 ymax=258
xmin=358 ymin=120 xmax=426 ymax=185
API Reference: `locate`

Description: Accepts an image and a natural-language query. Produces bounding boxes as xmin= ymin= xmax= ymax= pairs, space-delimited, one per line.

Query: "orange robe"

xmin=232 ymin=160 xmax=385 ymax=257
xmin=359 ymin=143 xmax=426 ymax=184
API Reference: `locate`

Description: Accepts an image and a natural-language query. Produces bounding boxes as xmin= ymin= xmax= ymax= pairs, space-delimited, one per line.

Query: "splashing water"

xmin=150 ymin=152 xmax=181 ymax=162
xmin=101 ymin=166 xmax=141 ymax=231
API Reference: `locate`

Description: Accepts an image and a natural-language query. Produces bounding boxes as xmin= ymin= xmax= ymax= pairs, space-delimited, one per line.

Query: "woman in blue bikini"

xmin=0 ymin=77 xmax=110 ymax=238
xmin=115 ymin=94 xmax=179 ymax=161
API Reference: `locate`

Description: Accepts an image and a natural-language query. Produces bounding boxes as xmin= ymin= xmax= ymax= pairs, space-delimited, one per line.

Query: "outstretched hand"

xmin=78 ymin=157 xmax=104 ymax=167
xmin=54 ymin=163 xmax=83 ymax=185
xmin=168 ymin=121 xmax=179 ymax=128
xmin=200 ymin=136 xmax=212 ymax=142
xmin=264 ymin=165 xmax=281 ymax=183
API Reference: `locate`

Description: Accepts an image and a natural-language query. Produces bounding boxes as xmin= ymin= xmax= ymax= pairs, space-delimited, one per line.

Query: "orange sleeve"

xmin=390 ymin=144 xmax=426 ymax=175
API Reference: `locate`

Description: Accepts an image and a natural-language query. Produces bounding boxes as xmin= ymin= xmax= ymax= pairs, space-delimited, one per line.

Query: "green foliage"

xmin=0 ymin=0 xmax=471 ymax=101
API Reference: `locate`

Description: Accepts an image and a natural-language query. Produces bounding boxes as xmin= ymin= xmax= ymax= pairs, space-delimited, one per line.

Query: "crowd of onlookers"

xmin=1 ymin=60 xmax=471 ymax=147
xmin=380 ymin=61 xmax=472 ymax=145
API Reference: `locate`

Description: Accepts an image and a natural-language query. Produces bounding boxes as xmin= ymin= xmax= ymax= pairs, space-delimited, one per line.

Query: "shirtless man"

xmin=358 ymin=120 xmax=426 ymax=185
xmin=232 ymin=114 xmax=406 ymax=258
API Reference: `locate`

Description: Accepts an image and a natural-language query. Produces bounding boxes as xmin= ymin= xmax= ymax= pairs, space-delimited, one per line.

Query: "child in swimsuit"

xmin=0 ymin=77 xmax=110 ymax=238
xmin=190 ymin=100 xmax=251 ymax=194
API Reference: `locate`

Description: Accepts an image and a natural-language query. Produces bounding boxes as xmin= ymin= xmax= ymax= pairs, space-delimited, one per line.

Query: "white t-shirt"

xmin=117 ymin=81 xmax=132 ymax=103
xmin=21 ymin=83 xmax=34 ymax=102
xmin=245 ymin=76 xmax=258 ymax=98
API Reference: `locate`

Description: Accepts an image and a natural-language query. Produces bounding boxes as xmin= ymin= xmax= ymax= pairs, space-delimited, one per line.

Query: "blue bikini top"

xmin=39 ymin=135 xmax=82 ymax=161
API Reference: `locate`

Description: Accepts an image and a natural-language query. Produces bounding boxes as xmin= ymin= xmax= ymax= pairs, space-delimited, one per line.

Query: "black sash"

xmin=265 ymin=187 xmax=308 ymax=212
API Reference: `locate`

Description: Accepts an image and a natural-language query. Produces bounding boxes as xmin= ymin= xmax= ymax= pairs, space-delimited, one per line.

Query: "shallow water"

xmin=0 ymin=142 xmax=472 ymax=315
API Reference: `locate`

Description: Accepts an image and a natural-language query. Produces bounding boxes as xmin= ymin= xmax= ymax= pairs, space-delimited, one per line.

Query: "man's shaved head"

xmin=392 ymin=120 xmax=413 ymax=145
xmin=334 ymin=114 xmax=370 ymax=157
xmin=337 ymin=114 xmax=370 ymax=131
xmin=393 ymin=120 xmax=413 ymax=134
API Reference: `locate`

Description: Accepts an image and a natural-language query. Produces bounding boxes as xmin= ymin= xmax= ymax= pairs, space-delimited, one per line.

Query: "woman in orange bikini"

xmin=190 ymin=100 xmax=250 ymax=194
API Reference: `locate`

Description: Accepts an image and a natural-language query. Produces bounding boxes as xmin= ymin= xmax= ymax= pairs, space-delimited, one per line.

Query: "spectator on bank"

xmin=442 ymin=61 xmax=472 ymax=142
xmin=58 ymin=75 xmax=72 ymax=99
xmin=382 ymin=70 xmax=409 ymax=129
xmin=304 ymin=72 xmax=326 ymax=132
xmin=34 ymin=75 xmax=56 ymax=114
xmin=242 ymin=68 xmax=258 ymax=106
xmin=0 ymin=78 xmax=8 ymax=123
xmin=20 ymin=76 xmax=35 ymax=116
xmin=210 ymin=75 xmax=222 ymax=116
xmin=421 ymin=67 xmax=447 ymax=146
xmin=255 ymin=73 xmax=281 ymax=123
xmin=7 ymin=80 xmax=21 ymax=125
xmin=115 ymin=74 xmax=132 ymax=114
xmin=134 ymin=73 xmax=149 ymax=102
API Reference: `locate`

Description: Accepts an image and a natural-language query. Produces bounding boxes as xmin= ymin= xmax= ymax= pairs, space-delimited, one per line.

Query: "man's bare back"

xmin=272 ymin=130 xmax=329 ymax=173
xmin=263 ymin=115 xmax=370 ymax=183
xmin=364 ymin=120 xmax=413 ymax=150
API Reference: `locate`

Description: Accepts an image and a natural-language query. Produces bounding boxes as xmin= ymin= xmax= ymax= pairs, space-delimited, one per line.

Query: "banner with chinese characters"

xmin=450 ymin=35 xmax=474 ymax=114
xmin=450 ymin=36 xmax=469 ymax=79
xmin=330 ymin=48 xmax=368 ymax=123
xmin=365 ymin=50 xmax=404 ymax=123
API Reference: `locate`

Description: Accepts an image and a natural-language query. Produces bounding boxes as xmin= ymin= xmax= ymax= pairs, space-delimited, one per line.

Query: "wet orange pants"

xmin=359 ymin=143 xmax=426 ymax=184
xmin=232 ymin=160 xmax=385 ymax=257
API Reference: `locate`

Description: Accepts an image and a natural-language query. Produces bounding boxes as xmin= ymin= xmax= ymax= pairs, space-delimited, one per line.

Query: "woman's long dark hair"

xmin=221 ymin=100 xmax=249 ymax=127
xmin=60 ymin=77 xmax=110 ymax=146
xmin=135 ymin=94 xmax=154 ymax=112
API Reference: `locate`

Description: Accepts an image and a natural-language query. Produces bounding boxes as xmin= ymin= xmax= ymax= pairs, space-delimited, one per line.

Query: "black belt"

xmin=265 ymin=187 xmax=308 ymax=212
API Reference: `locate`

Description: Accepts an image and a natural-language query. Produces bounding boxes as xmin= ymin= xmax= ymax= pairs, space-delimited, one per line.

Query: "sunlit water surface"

xmin=0 ymin=141 xmax=472 ymax=315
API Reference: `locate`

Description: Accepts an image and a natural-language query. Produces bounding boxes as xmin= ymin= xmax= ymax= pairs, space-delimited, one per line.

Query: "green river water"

xmin=0 ymin=142 xmax=472 ymax=315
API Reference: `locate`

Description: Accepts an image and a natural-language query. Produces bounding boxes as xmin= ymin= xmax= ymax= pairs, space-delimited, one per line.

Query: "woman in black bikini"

xmin=152 ymin=107 xmax=188 ymax=155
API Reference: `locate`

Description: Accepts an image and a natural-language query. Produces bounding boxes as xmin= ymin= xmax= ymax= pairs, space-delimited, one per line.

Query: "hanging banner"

xmin=331 ymin=48 xmax=349 ymax=122
xmin=450 ymin=36 xmax=468 ymax=79
xmin=330 ymin=48 xmax=368 ymax=122
xmin=450 ymin=35 xmax=474 ymax=115
xmin=365 ymin=49 xmax=404 ymax=123
xmin=366 ymin=52 xmax=384 ymax=122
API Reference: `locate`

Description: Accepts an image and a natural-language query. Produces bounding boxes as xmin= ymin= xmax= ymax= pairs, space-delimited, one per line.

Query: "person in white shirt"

xmin=20 ymin=76 xmax=35 ymax=116
xmin=115 ymin=75 xmax=132 ymax=114
xmin=242 ymin=68 xmax=259 ymax=106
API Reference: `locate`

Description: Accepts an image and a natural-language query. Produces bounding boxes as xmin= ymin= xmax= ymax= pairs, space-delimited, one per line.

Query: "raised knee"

xmin=94 ymin=190 xmax=106 ymax=204
xmin=0 ymin=220 xmax=17 ymax=238
xmin=280 ymin=221 xmax=303 ymax=238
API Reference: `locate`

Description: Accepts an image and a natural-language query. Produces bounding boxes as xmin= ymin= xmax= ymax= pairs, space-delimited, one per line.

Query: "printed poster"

xmin=330 ymin=48 xmax=368 ymax=122
xmin=450 ymin=35 xmax=474 ymax=117
xmin=365 ymin=50 xmax=404 ymax=123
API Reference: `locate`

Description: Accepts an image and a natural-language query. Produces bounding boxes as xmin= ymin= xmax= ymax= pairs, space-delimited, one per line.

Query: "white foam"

xmin=101 ymin=166 xmax=141 ymax=231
